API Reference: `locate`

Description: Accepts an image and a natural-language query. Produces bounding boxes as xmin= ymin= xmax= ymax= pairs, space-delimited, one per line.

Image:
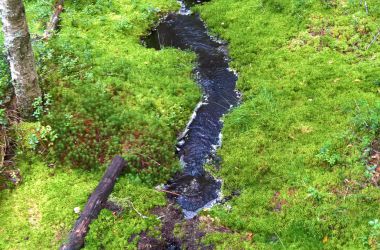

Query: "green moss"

xmin=0 ymin=0 xmax=199 ymax=248
xmin=195 ymin=0 xmax=380 ymax=248
xmin=33 ymin=0 xmax=200 ymax=182
xmin=0 ymin=158 xmax=168 ymax=249
xmin=0 ymin=160 xmax=99 ymax=249
xmin=83 ymin=177 xmax=166 ymax=249
xmin=24 ymin=0 xmax=56 ymax=34
xmin=203 ymin=232 xmax=255 ymax=249
xmin=2 ymin=0 xmax=380 ymax=248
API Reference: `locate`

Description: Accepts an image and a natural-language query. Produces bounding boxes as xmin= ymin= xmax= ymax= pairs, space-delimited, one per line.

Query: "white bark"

xmin=0 ymin=0 xmax=41 ymax=118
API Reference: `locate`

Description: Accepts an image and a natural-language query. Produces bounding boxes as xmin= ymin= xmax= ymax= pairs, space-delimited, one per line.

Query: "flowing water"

xmin=143 ymin=0 xmax=240 ymax=219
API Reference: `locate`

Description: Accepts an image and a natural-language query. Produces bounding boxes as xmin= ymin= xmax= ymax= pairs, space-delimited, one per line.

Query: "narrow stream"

xmin=143 ymin=0 xmax=240 ymax=219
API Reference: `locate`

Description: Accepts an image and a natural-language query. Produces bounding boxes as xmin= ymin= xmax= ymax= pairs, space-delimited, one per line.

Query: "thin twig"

xmin=124 ymin=148 xmax=161 ymax=166
xmin=157 ymin=189 xmax=181 ymax=196
xmin=367 ymin=29 xmax=380 ymax=50
xmin=155 ymin=189 xmax=181 ymax=196
xmin=274 ymin=232 xmax=286 ymax=249
xmin=126 ymin=198 xmax=148 ymax=219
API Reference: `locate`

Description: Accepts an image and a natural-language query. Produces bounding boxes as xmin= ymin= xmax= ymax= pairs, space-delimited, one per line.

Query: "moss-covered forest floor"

xmin=1 ymin=0 xmax=380 ymax=249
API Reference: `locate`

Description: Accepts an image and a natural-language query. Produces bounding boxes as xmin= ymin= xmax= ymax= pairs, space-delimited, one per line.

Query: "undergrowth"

xmin=34 ymin=0 xmax=200 ymax=184
xmin=0 ymin=25 xmax=11 ymax=189
xmin=1 ymin=0 xmax=380 ymax=249
xmin=195 ymin=0 xmax=380 ymax=248
xmin=0 ymin=0 xmax=200 ymax=248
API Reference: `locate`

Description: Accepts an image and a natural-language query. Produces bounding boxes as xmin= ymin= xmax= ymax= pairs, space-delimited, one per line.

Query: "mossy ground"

xmin=194 ymin=0 xmax=380 ymax=249
xmin=0 ymin=0 xmax=200 ymax=248
xmin=1 ymin=0 xmax=380 ymax=249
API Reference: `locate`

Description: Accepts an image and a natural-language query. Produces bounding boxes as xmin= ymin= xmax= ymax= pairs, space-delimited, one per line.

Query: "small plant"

xmin=28 ymin=133 xmax=39 ymax=151
xmin=32 ymin=93 xmax=52 ymax=119
xmin=365 ymin=165 xmax=377 ymax=179
xmin=32 ymin=97 xmax=43 ymax=119
xmin=321 ymin=0 xmax=338 ymax=9
xmin=367 ymin=219 xmax=380 ymax=249
xmin=27 ymin=124 xmax=57 ymax=151
xmin=352 ymin=101 xmax=380 ymax=135
xmin=316 ymin=142 xmax=341 ymax=166
xmin=0 ymin=108 xmax=7 ymax=126
xmin=116 ymin=19 xmax=133 ymax=33
xmin=307 ymin=187 xmax=323 ymax=202
xmin=0 ymin=46 xmax=11 ymax=98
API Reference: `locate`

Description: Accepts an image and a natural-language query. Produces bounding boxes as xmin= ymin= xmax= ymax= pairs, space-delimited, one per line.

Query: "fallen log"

xmin=43 ymin=0 xmax=64 ymax=39
xmin=60 ymin=156 xmax=126 ymax=250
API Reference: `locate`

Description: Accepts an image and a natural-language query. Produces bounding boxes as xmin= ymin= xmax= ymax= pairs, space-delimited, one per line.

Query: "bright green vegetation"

xmin=0 ymin=159 xmax=99 ymax=249
xmin=195 ymin=0 xmax=380 ymax=248
xmin=0 ymin=33 xmax=10 ymax=127
xmin=0 ymin=18 xmax=10 ymax=186
xmin=0 ymin=0 xmax=200 ymax=248
xmin=36 ymin=0 xmax=199 ymax=182
xmin=0 ymin=157 xmax=166 ymax=249
xmin=0 ymin=43 xmax=10 ymax=102
xmin=1 ymin=0 xmax=380 ymax=249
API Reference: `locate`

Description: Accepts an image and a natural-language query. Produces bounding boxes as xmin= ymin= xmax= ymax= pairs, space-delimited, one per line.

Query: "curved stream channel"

xmin=143 ymin=0 xmax=240 ymax=219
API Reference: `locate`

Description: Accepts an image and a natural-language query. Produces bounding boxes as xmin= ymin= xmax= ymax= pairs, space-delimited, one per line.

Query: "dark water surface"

xmin=143 ymin=0 xmax=240 ymax=218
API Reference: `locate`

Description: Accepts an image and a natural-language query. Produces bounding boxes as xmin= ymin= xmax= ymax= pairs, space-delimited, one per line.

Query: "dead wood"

xmin=43 ymin=0 xmax=65 ymax=39
xmin=60 ymin=156 xmax=126 ymax=250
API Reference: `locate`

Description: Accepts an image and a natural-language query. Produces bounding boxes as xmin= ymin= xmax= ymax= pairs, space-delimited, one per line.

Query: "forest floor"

xmin=1 ymin=0 xmax=380 ymax=249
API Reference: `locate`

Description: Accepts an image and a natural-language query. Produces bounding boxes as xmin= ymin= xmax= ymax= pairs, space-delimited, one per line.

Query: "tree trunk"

xmin=0 ymin=0 xmax=41 ymax=118
xmin=60 ymin=156 xmax=126 ymax=250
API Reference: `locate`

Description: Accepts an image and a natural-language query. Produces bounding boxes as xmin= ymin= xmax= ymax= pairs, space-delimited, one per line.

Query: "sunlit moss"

xmin=0 ymin=0 xmax=199 ymax=248
xmin=1 ymin=0 xmax=380 ymax=248
xmin=195 ymin=0 xmax=380 ymax=248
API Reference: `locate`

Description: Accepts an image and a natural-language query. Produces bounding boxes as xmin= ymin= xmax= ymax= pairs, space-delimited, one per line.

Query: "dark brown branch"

xmin=43 ymin=0 xmax=64 ymax=39
xmin=60 ymin=156 xmax=126 ymax=250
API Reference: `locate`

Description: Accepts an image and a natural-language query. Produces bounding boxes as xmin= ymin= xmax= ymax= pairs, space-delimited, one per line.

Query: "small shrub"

xmin=0 ymin=50 xmax=11 ymax=99
xmin=32 ymin=93 xmax=52 ymax=120
xmin=307 ymin=187 xmax=324 ymax=202
xmin=116 ymin=19 xmax=133 ymax=33
xmin=0 ymin=108 xmax=7 ymax=127
xmin=321 ymin=0 xmax=338 ymax=9
xmin=14 ymin=122 xmax=57 ymax=154
xmin=352 ymin=100 xmax=380 ymax=134
xmin=316 ymin=142 xmax=341 ymax=166
xmin=366 ymin=219 xmax=380 ymax=249
xmin=25 ymin=124 xmax=57 ymax=152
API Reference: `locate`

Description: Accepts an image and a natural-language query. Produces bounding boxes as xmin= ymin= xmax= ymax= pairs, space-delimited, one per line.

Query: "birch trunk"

xmin=0 ymin=0 xmax=41 ymax=118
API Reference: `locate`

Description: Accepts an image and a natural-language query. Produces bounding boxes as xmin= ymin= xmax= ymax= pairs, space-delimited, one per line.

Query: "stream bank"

xmin=143 ymin=0 xmax=240 ymax=218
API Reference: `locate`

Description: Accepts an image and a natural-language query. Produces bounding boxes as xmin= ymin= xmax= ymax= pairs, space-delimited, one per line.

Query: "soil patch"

xmin=138 ymin=202 xmax=231 ymax=250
